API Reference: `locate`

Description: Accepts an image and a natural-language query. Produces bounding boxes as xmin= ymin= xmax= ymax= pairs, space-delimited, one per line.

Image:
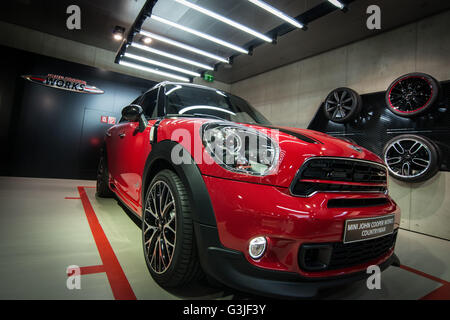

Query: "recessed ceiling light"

xmin=139 ymin=30 xmax=229 ymax=63
xmin=124 ymin=52 xmax=201 ymax=77
xmin=113 ymin=26 xmax=125 ymax=41
xmin=247 ymin=0 xmax=304 ymax=29
xmin=119 ymin=60 xmax=190 ymax=82
xmin=175 ymin=0 xmax=273 ymax=43
xmin=131 ymin=42 xmax=214 ymax=70
xmin=150 ymin=15 xmax=248 ymax=54
xmin=327 ymin=0 xmax=345 ymax=9
xmin=143 ymin=37 xmax=152 ymax=44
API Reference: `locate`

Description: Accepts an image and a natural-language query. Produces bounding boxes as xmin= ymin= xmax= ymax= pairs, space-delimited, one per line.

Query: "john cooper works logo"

xmin=22 ymin=74 xmax=104 ymax=94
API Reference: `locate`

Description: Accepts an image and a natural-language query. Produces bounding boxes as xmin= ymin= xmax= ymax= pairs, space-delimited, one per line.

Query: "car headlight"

xmin=202 ymin=122 xmax=279 ymax=176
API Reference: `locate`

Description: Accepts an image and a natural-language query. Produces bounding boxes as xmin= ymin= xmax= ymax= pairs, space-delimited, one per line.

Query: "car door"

xmin=106 ymin=96 xmax=141 ymax=193
xmin=114 ymin=88 xmax=160 ymax=213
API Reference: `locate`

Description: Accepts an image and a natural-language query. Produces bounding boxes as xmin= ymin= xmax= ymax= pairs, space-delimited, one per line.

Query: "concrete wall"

xmin=230 ymin=11 xmax=450 ymax=240
xmin=0 ymin=21 xmax=231 ymax=92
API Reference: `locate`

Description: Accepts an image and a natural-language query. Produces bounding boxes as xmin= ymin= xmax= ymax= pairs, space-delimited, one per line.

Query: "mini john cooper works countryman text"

xmin=97 ymin=82 xmax=401 ymax=298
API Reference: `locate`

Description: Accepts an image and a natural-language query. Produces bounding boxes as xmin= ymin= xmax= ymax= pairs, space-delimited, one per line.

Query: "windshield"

xmin=164 ymin=84 xmax=271 ymax=125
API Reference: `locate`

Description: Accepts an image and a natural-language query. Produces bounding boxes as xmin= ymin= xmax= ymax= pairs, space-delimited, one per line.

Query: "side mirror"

xmin=122 ymin=104 xmax=143 ymax=122
xmin=122 ymin=104 xmax=148 ymax=132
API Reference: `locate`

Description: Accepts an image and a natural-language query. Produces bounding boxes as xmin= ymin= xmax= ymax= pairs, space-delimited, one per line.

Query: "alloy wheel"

xmin=143 ymin=181 xmax=177 ymax=274
xmin=388 ymin=76 xmax=433 ymax=114
xmin=384 ymin=138 xmax=431 ymax=179
xmin=324 ymin=88 xmax=361 ymax=123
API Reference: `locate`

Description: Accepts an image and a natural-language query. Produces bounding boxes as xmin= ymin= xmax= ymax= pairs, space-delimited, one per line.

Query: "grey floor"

xmin=0 ymin=177 xmax=448 ymax=300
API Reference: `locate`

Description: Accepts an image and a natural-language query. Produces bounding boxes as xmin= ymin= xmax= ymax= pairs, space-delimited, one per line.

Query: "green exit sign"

xmin=203 ymin=73 xmax=214 ymax=82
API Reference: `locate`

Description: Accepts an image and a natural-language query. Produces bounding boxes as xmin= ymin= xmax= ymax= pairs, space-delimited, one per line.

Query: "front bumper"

xmin=202 ymin=175 xmax=400 ymax=277
xmin=195 ymin=222 xmax=400 ymax=298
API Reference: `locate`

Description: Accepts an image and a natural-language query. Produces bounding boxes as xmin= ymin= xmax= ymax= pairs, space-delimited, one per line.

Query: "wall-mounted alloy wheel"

xmin=323 ymin=87 xmax=362 ymax=123
xmin=142 ymin=169 xmax=204 ymax=288
xmin=385 ymin=73 xmax=440 ymax=117
xmin=383 ymin=135 xmax=440 ymax=183
xmin=96 ymin=151 xmax=114 ymax=198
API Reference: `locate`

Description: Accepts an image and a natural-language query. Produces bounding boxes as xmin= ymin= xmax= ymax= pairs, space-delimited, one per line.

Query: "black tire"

xmin=323 ymin=87 xmax=362 ymax=123
xmin=142 ymin=169 xmax=204 ymax=288
xmin=383 ymin=134 xmax=440 ymax=183
xmin=385 ymin=73 xmax=440 ymax=117
xmin=96 ymin=151 xmax=114 ymax=198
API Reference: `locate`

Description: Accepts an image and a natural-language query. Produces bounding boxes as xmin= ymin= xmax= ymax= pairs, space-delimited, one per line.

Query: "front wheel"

xmin=142 ymin=169 xmax=204 ymax=288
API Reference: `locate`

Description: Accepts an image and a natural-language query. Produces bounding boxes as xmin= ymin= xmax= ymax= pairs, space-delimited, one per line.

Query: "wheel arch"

xmin=142 ymin=140 xmax=217 ymax=227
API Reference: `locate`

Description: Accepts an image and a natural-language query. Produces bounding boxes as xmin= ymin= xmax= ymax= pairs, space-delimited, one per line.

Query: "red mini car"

xmin=97 ymin=81 xmax=401 ymax=298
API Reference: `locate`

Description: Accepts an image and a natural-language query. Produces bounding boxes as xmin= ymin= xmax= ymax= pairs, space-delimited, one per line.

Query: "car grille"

xmin=298 ymin=230 xmax=398 ymax=272
xmin=290 ymin=157 xmax=387 ymax=196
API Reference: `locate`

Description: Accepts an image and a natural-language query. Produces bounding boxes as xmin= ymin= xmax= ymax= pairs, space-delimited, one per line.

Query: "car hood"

xmin=238 ymin=123 xmax=385 ymax=187
xmin=159 ymin=117 xmax=384 ymax=188
xmin=253 ymin=124 xmax=383 ymax=163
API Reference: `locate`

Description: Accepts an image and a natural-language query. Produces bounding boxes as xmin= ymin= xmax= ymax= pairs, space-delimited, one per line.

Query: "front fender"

xmin=141 ymin=140 xmax=217 ymax=227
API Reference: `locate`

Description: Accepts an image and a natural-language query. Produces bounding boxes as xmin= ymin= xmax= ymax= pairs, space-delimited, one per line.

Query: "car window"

xmin=164 ymin=85 xmax=270 ymax=125
xmin=141 ymin=89 xmax=159 ymax=119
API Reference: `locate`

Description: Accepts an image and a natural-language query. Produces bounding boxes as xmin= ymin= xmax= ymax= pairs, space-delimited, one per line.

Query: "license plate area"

xmin=343 ymin=214 xmax=395 ymax=244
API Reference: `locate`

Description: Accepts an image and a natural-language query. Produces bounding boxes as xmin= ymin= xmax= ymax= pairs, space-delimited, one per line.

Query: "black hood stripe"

xmin=258 ymin=125 xmax=323 ymax=144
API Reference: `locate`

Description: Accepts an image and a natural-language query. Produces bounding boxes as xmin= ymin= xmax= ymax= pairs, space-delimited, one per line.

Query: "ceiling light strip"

xmin=119 ymin=60 xmax=190 ymax=82
xmin=124 ymin=52 xmax=200 ymax=77
xmin=140 ymin=30 xmax=229 ymax=63
xmin=327 ymin=0 xmax=345 ymax=9
xmin=247 ymin=0 xmax=304 ymax=29
xmin=151 ymin=15 xmax=248 ymax=54
xmin=131 ymin=43 xmax=214 ymax=70
xmin=175 ymin=0 xmax=273 ymax=43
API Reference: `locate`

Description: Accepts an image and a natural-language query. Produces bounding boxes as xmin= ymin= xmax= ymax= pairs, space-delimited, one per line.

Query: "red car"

xmin=97 ymin=81 xmax=401 ymax=298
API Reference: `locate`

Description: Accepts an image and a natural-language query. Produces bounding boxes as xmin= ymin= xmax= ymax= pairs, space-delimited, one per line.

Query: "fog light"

xmin=249 ymin=237 xmax=267 ymax=259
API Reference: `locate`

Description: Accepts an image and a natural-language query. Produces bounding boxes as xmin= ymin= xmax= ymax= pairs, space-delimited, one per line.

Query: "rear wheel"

xmin=96 ymin=152 xmax=114 ymax=198
xmin=142 ymin=169 xmax=204 ymax=288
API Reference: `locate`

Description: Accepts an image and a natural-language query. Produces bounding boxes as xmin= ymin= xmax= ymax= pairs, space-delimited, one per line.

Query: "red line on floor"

xmin=400 ymin=265 xmax=448 ymax=285
xmin=80 ymin=265 xmax=106 ymax=275
xmin=78 ymin=186 xmax=136 ymax=300
xmin=400 ymin=265 xmax=450 ymax=300
xmin=421 ymin=283 xmax=450 ymax=300
xmin=65 ymin=197 xmax=81 ymax=200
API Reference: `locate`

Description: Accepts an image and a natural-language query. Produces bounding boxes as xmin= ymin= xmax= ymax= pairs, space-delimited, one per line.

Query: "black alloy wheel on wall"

xmin=385 ymin=73 xmax=440 ymax=117
xmin=323 ymin=87 xmax=362 ymax=123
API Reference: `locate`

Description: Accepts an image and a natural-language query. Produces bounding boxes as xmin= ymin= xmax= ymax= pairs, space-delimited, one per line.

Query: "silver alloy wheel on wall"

xmin=143 ymin=180 xmax=177 ymax=274
xmin=384 ymin=138 xmax=431 ymax=179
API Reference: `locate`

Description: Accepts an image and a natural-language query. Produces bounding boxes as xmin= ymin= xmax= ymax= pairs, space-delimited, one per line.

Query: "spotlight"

xmin=143 ymin=37 xmax=152 ymax=44
xmin=113 ymin=26 xmax=125 ymax=41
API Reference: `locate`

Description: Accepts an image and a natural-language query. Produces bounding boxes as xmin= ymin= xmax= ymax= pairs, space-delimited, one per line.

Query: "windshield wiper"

xmin=166 ymin=113 xmax=226 ymax=121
